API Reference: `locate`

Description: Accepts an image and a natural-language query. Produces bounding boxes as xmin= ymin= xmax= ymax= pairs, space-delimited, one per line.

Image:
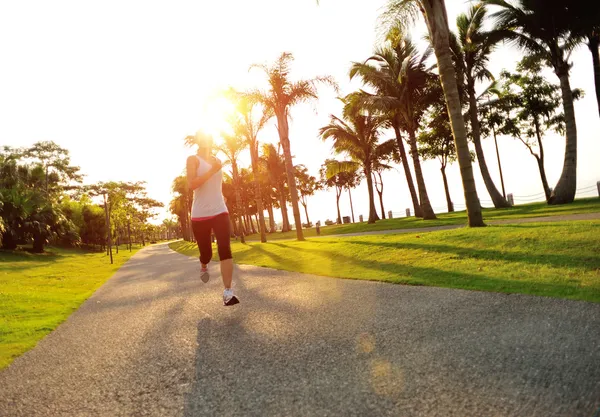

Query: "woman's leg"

xmin=191 ymin=220 xmax=213 ymax=266
xmin=213 ymin=213 xmax=233 ymax=289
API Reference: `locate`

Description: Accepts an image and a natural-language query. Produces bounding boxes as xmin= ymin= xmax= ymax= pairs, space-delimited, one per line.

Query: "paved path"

xmin=1 ymin=243 xmax=599 ymax=416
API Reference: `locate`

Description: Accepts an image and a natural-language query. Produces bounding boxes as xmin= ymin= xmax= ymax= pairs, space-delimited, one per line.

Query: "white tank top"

xmin=191 ymin=156 xmax=228 ymax=220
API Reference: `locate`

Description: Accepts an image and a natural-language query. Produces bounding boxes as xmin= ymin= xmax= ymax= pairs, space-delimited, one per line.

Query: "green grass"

xmin=171 ymin=220 xmax=600 ymax=303
xmin=244 ymin=197 xmax=600 ymax=241
xmin=0 ymin=245 xmax=142 ymax=370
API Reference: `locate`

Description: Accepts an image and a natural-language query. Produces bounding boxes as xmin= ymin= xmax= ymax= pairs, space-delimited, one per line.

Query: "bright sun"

xmin=199 ymin=95 xmax=236 ymax=140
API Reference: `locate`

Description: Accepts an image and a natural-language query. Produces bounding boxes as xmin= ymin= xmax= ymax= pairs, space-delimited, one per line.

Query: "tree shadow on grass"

xmin=343 ymin=239 xmax=600 ymax=271
xmin=259 ymin=243 xmax=600 ymax=302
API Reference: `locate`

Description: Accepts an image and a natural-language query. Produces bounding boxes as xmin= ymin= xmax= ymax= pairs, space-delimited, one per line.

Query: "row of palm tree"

xmin=172 ymin=0 xmax=599 ymax=240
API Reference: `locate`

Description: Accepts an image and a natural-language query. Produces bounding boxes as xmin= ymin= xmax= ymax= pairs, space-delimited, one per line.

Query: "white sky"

xmin=1 ymin=0 xmax=599 ymax=225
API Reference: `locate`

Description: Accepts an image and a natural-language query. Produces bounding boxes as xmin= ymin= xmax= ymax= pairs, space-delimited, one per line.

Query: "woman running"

xmin=187 ymin=130 xmax=239 ymax=306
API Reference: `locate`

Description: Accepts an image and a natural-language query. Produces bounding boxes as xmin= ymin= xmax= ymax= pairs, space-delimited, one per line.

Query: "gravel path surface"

xmin=1 ymin=243 xmax=599 ymax=416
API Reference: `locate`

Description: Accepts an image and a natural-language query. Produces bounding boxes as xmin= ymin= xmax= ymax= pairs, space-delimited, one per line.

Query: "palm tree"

xmin=320 ymin=160 xmax=361 ymax=224
xmin=248 ymin=52 xmax=337 ymax=240
xmin=567 ymin=1 xmax=600 ymax=119
xmin=382 ymin=0 xmax=484 ymax=226
xmin=320 ymin=97 xmax=392 ymax=224
xmin=261 ymin=143 xmax=291 ymax=232
xmin=484 ymin=0 xmax=581 ymax=204
xmin=226 ymin=91 xmax=272 ymax=242
xmin=350 ymin=35 xmax=437 ymax=219
xmin=454 ymin=4 xmax=511 ymax=208
xmin=349 ymin=37 xmax=422 ymax=219
xmin=214 ymin=133 xmax=247 ymax=244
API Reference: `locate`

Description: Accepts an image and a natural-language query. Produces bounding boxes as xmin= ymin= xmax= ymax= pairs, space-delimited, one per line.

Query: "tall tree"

xmin=485 ymin=0 xmax=581 ymax=204
xmin=261 ymin=143 xmax=291 ymax=233
xmin=248 ymin=52 xmax=337 ymax=240
xmin=382 ymin=0 xmax=485 ymax=226
xmin=350 ymin=34 xmax=438 ymax=219
xmin=227 ymin=90 xmax=272 ymax=242
xmin=350 ymin=32 xmax=424 ymax=219
xmin=419 ymin=99 xmax=458 ymax=213
xmin=295 ymin=165 xmax=321 ymax=226
xmin=320 ymin=160 xmax=361 ymax=224
xmin=22 ymin=141 xmax=82 ymax=195
xmin=454 ymin=4 xmax=511 ymax=208
xmin=320 ymin=97 xmax=392 ymax=224
xmin=499 ymin=60 xmax=581 ymax=202
xmin=214 ymin=133 xmax=248 ymax=244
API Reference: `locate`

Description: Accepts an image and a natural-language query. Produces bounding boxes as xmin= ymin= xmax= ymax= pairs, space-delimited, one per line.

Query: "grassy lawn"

xmin=244 ymin=197 xmax=600 ymax=241
xmin=0 ymin=245 xmax=142 ymax=370
xmin=170 ymin=220 xmax=600 ymax=303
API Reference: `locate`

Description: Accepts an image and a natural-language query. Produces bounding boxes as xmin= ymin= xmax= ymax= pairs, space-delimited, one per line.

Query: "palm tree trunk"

xmin=232 ymin=162 xmax=246 ymax=244
xmin=336 ymin=191 xmax=342 ymax=224
xmin=393 ymin=123 xmax=422 ymax=218
xmin=348 ymin=187 xmax=355 ymax=223
xmin=250 ymin=146 xmax=267 ymax=242
xmin=440 ymin=164 xmax=454 ymax=212
xmin=277 ymin=115 xmax=305 ymax=240
xmin=589 ymin=34 xmax=600 ymax=120
xmin=407 ymin=128 xmax=437 ymax=219
xmin=267 ymin=204 xmax=276 ymax=233
xmin=467 ymin=80 xmax=510 ymax=208
xmin=492 ymin=127 xmax=506 ymax=198
xmin=550 ymin=69 xmax=578 ymax=204
xmin=421 ymin=0 xmax=484 ymax=227
xmin=279 ymin=191 xmax=290 ymax=232
xmin=365 ymin=167 xmax=378 ymax=224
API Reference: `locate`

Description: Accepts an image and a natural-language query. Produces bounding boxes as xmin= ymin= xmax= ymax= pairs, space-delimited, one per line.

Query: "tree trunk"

xmin=550 ymin=68 xmax=578 ymax=204
xmin=534 ymin=122 xmax=551 ymax=202
xmin=374 ymin=172 xmax=386 ymax=219
xmin=589 ymin=34 xmax=600 ymax=120
xmin=348 ymin=187 xmax=355 ymax=223
xmin=267 ymin=204 xmax=276 ymax=233
xmin=440 ymin=164 xmax=454 ymax=212
xmin=336 ymin=191 xmax=342 ymax=224
xmin=393 ymin=123 xmax=423 ymax=218
xmin=276 ymin=114 xmax=305 ymax=240
xmin=365 ymin=167 xmax=379 ymax=224
xmin=422 ymin=0 xmax=484 ymax=226
xmin=103 ymin=194 xmax=113 ymax=264
xmin=248 ymin=214 xmax=256 ymax=234
xmin=467 ymin=78 xmax=510 ymax=208
xmin=302 ymin=203 xmax=310 ymax=226
xmin=232 ymin=161 xmax=246 ymax=244
xmin=407 ymin=128 xmax=437 ymax=219
xmin=279 ymin=191 xmax=290 ymax=232
xmin=250 ymin=145 xmax=267 ymax=243
xmin=492 ymin=127 xmax=506 ymax=198
xmin=127 ymin=220 xmax=132 ymax=252
xmin=32 ymin=232 xmax=45 ymax=253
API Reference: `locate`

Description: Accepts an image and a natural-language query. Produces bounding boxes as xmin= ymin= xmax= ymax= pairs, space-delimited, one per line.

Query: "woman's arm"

xmin=186 ymin=156 xmax=222 ymax=190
